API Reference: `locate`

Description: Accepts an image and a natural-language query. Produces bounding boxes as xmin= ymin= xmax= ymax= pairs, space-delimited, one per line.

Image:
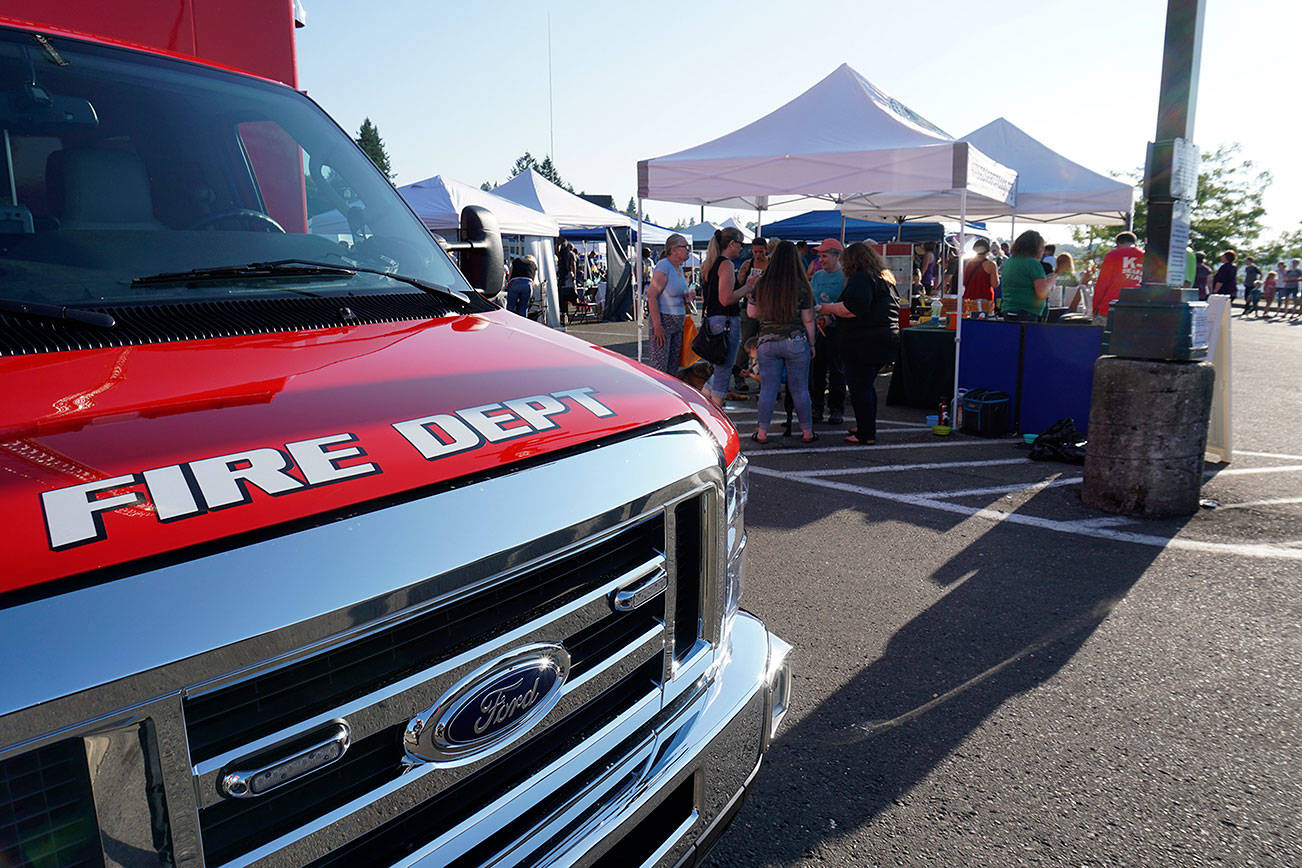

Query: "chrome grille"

xmin=184 ymin=513 xmax=666 ymax=764
xmin=189 ymin=496 xmax=704 ymax=866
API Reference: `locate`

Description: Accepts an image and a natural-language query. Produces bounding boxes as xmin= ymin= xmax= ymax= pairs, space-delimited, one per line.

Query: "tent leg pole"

xmin=952 ymin=190 xmax=968 ymax=423
xmin=637 ymin=200 xmax=645 ymax=364
xmin=896 ymin=216 xmax=903 ymax=242
xmin=839 ymin=212 xmax=846 ymax=246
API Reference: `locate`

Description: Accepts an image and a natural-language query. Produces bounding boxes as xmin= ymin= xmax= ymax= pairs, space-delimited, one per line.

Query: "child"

xmin=1261 ymin=271 xmax=1277 ymax=317
xmin=742 ymin=338 xmax=795 ymax=436
xmin=1243 ymin=270 xmax=1263 ymax=317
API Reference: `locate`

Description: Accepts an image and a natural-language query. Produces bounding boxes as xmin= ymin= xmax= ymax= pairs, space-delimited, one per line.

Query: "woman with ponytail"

xmin=700 ymin=226 xmax=750 ymax=407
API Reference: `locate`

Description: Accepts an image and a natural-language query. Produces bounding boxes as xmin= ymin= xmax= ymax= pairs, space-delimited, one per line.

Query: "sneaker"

xmin=828 ymin=413 xmax=844 ymax=425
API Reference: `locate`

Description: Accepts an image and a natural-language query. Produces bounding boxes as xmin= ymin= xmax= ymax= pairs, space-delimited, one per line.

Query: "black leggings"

xmin=842 ymin=358 xmax=883 ymax=441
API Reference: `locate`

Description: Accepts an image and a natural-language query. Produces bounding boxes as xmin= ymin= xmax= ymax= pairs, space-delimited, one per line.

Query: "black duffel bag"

xmin=690 ymin=317 xmax=729 ymax=365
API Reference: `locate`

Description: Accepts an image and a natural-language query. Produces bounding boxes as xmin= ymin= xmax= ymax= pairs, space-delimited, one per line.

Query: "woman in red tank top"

xmin=961 ymin=239 xmax=999 ymax=302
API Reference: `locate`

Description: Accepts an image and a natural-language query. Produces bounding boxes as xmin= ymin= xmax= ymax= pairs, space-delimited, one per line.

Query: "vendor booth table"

xmin=887 ymin=326 xmax=956 ymax=410
xmin=889 ymin=320 xmax=1104 ymax=433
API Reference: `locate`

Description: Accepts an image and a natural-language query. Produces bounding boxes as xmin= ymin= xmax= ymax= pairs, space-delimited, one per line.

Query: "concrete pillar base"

xmin=1082 ymin=357 xmax=1214 ymax=518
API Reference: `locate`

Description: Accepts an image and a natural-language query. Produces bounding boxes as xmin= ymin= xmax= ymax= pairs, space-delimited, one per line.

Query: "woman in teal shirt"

xmin=1000 ymin=230 xmax=1057 ymax=320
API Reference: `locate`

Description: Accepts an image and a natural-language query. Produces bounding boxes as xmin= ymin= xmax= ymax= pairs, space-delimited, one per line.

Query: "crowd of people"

xmin=505 ymin=225 xmax=1296 ymax=447
xmin=501 ymin=239 xmax=610 ymax=324
xmin=646 ymin=230 xmax=902 ymax=445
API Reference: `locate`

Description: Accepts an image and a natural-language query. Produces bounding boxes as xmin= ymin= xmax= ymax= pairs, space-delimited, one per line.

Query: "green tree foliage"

xmin=508 ymin=152 xmax=575 ymax=193
xmin=1254 ymin=228 xmax=1302 ymax=264
xmin=510 ymin=151 xmax=537 ymax=178
xmin=354 ymin=118 xmax=394 ymax=181
xmin=1074 ymin=143 xmax=1269 ymax=264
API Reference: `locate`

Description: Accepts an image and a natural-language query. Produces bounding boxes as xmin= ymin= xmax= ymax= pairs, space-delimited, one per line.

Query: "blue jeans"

xmin=705 ymin=315 xmax=742 ymax=399
xmin=505 ymin=287 xmax=531 ymax=317
xmin=757 ymin=334 xmax=813 ymax=431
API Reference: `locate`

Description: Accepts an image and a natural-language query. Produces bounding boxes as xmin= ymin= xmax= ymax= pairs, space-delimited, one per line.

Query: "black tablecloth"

xmin=887 ymin=326 xmax=955 ymax=410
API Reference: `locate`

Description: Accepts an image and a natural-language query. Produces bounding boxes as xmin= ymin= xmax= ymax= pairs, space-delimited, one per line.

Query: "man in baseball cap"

xmin=809 ymin=238 xmax=846 ymax=424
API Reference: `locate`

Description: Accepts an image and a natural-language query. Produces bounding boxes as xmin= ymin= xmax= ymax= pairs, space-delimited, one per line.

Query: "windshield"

xmin=0 ymin=27 xmax=472 ymax=305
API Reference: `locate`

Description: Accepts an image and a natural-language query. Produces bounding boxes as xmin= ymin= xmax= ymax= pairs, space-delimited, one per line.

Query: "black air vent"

xmin=673 ymin=496 xmax=704 ymax=660
xmin=0 ymin=739 xmax=103 ymax=868
xmin=0 ymin=292 xmax=461 ymax=356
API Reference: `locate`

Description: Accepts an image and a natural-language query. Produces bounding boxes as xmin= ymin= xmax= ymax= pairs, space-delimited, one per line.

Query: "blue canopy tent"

xmin=559 ymin=222 xmax=677 ymax=244
xmin=756 ymin=210 xmax=946 ymax=243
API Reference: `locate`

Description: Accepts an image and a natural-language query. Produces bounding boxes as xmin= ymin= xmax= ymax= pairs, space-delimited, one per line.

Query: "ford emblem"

xmin=404 ymin=643 xmax=570 ymax=765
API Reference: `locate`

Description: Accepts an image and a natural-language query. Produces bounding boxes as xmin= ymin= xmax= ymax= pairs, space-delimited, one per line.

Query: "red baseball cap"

xmin=816 ymin=238 xmax=843 ymax=253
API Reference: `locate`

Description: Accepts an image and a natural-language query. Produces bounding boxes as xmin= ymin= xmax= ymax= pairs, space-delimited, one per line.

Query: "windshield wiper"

xmin=131 ymin=261 xmax=356 ymax=287
xmin=0 ymin=297 xmax=115 ymax=327
xmin=259 ymin=259 xmax=471 ymax=306
xmin=131 ymin=259 xmax=471 ymax=307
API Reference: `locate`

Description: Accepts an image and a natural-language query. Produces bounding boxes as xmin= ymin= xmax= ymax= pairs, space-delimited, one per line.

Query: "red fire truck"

xmin=0 ymin=3 xmax=791 ymax=866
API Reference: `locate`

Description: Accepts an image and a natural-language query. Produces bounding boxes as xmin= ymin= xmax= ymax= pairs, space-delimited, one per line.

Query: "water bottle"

xmin=930 ymin=297 xmax=942 ymax=323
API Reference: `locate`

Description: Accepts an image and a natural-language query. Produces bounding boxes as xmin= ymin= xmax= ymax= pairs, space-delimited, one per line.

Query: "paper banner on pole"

xmin=1203 ymin=294 xmax=1232 ymax=463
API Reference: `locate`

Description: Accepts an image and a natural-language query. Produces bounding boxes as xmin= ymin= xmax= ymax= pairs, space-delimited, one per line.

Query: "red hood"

xmin=1 ymin=312 xmax=737 ymax=597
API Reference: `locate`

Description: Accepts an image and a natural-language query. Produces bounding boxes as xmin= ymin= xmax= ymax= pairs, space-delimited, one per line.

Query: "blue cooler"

xmin=960 ymin=388 xmax=1011 ymax=437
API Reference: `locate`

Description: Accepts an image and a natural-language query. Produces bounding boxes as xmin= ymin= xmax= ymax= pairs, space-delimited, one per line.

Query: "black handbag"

xmin=690 ymin=317 xmax=729 ymax=365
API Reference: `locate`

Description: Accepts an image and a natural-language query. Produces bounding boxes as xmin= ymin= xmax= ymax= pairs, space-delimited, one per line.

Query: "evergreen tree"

xmin=480 ymin=180 xmax=497 ymax=191
xmin=624 ymin=196 xmax=637 ymax=218
xmin=355 ymin=118 xmax=394 ymax=181
xmin=510 ymin=152 xmax=537 ymax=178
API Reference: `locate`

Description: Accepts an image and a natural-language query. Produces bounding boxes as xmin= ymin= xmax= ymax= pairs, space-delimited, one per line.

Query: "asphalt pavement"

xmin=566 ymin=314 xmax=1300 ymax=867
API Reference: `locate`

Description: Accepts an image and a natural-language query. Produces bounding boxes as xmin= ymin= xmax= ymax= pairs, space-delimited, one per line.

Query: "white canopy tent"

xmin=638 ymin=63 xmax=1016 ymax=219
xmin=719 ymin=217 xmax=752 ymax=242
xmin=495 ymin=169 xmax=633 ymax=230
xmin=307 ymin=175 xmax=558 ymax=237
xmin=398 ymin=175 xmax=560 ymax=236
xmin=683 ymin=221 xmax=722 ymax=248
xmin=635 ymin=62 xmax=1019 ymax=375
xmin=959 ymin=118 xmax=1133 ymax=225
xmin=306 ymin=175 xmax=565 ymax=327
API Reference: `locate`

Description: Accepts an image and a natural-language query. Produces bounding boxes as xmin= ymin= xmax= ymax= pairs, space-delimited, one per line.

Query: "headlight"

xmin=723 ymin=453 xmax=749 ymax=628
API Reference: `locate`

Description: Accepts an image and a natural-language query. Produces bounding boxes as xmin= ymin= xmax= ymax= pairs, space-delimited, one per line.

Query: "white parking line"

xmin=1233 ymin=450 xmax=1302 ymax=461
xmin=932 ymin=477 xmax=1084 ymax=498
xmin=745 ymin=439 xmax=998 ymax=457
xmin=1207 ymin=464 xmax=1302 ymax=477
xmin=1212 ymin=496 xmax=1302 ymax=510
xmin=749 ymin=466 xmax=1302 ymax=561
xmin=796 ymin=457 xmax=1028 ymax=477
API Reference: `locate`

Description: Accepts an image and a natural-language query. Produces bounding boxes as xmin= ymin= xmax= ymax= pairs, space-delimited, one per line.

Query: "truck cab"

xmin=0 ymin=15 xmax=790 ymax=868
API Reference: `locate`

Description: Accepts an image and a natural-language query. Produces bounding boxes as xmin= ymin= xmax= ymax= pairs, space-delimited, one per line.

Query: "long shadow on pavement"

xmin=705 ymin=482 xmax=1189 ymax=866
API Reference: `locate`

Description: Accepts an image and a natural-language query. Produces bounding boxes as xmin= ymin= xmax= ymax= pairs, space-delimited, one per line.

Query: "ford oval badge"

xmin=404 ymin=643 xmax=570 ymax=766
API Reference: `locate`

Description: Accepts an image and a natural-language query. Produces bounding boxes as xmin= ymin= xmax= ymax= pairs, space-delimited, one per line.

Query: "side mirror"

xmin=453 ymin=205 xmax=504 ymax=298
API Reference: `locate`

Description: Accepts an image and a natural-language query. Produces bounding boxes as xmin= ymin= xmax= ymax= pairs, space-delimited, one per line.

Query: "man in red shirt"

xmin=1092 ymin=231 xmax=1145 ymax=321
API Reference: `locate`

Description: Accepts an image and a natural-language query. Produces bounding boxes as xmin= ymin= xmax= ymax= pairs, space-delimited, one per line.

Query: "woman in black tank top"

xmin=701 ymin=227 xmax=751 ymax=406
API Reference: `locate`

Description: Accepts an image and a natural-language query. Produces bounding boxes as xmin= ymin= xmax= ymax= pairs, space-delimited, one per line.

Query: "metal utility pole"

xmin=1083 ymin=0 xmax=1214 ymax=517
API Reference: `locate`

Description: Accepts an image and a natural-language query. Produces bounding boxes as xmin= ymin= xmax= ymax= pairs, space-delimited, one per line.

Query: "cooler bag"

xmin=961 ymin=388 xmax=1011 ymax=437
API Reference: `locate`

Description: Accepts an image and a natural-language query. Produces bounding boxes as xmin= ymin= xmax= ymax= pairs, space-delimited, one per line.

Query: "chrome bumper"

xmin=407 ymin=612 xmax=792 ymax=868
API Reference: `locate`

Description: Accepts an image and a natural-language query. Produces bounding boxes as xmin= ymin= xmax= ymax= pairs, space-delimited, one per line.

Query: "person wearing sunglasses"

xmin=646 ymin=233 xmax=694 ymax=374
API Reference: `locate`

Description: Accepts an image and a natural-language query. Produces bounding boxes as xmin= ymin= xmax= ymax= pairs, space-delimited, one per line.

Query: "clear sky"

xmin=296 ymin=0 xmax=1299 ymax=243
